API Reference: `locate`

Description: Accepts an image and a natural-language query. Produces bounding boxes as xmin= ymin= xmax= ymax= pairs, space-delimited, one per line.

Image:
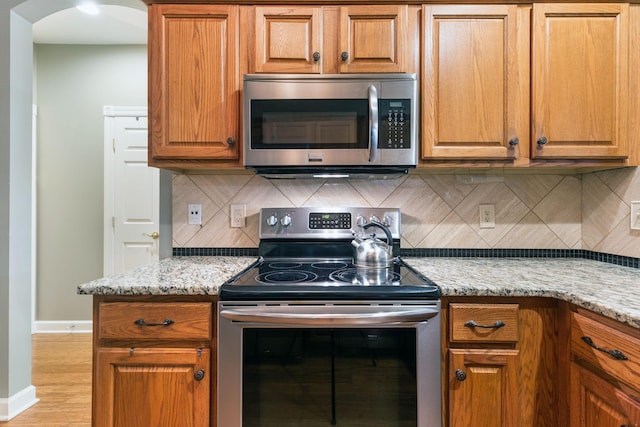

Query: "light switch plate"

xmin=631 ymin=201 xmax=640 ymax=230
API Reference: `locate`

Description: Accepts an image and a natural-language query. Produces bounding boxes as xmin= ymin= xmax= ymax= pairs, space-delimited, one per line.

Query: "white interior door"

xmin=104 ymin=107 xmax=159 ymax=275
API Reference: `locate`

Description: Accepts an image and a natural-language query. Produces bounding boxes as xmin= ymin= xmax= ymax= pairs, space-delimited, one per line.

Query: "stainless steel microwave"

xmin=243 ymin=74 xmax=418 ymax=178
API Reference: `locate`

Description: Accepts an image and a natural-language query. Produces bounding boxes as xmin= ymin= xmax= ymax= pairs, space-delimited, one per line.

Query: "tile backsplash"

xmin=172 ymin=167 xmax=640 ymax=259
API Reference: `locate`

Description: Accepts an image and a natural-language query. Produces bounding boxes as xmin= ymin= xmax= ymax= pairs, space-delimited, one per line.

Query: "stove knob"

xmin=266 ymin=215 xmax=278 ymax=227
xmin=356 ymin=215 xmax=366 ymax=227
xmin=370 ymin=215 xmax=380 ymax=223
xmin=382 ymin=215 xmax=393 ymax=227
xmin=280 ymin=214 xmax=292 ymax=227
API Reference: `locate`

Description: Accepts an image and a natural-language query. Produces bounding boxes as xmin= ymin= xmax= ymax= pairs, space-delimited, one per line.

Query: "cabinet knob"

xmin=340 ymin=51 xmax=349 ymax=61
xmin=537 ymin=136 xmax=548 ymax=146
xmin=508 ymin=137 xmax=519 ymax=146
xmin=455 ymin=369 xmax=467 ymax=382
xmin=194 ymin=369 xmax=206 ymax=381
xmin=313 ymin=52 xmax=320 ymax=62
xmin=227 ymin=137 xmax=235 ymax=145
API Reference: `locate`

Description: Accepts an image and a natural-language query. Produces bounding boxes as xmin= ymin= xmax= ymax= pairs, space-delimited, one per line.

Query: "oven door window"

xmin=242 ymin=328 xmax=417 ymax=427
xmin=250 ymin=100 xmax=369 ymax=149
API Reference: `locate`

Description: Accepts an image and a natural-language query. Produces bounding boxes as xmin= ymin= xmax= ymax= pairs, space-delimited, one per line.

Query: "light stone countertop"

xmin=405 ymin=257 xmax=640 ymax=329
xmin=77 ymin=256 xmax=640 ymax=328
xmin=77 ymin=256 xmax=256 ymax=296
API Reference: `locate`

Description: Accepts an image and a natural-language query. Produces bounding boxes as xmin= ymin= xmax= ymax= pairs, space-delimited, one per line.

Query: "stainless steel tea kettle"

xmin=351 ymin=220 xmax=394 ymax=268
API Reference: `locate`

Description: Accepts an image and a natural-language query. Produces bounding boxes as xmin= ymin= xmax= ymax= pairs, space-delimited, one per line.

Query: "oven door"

xmin=218 ymin=301 xmax=441 ymax=427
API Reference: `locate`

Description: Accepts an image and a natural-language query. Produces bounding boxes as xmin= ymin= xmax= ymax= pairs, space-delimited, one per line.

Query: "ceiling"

xmin=32 ymin=5 xmax=147 ymax=45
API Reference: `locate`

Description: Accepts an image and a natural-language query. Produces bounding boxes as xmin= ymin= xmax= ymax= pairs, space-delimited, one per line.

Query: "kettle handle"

xmin=363 ymin=220 xmax=393 ymax=245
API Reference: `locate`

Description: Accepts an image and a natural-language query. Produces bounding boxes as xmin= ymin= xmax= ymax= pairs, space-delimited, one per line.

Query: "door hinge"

xmin=112 ymin=216 xmax=115 ymax=229
xmin=112 ymin=138 xmax=116 ymax=153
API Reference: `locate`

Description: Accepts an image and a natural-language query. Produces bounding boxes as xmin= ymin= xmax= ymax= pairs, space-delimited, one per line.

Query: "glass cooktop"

xmin=219 ymin=257 xmax=440 ymax=301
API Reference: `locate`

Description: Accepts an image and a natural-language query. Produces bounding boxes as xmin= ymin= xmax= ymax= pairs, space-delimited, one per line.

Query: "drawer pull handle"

xmin=134 ymin=318 xmax=175 ymax=327
xmin=464 ymin=320 xmax=506 ymax=329
xmin=581 ymin=336 xmax=628 ymax=361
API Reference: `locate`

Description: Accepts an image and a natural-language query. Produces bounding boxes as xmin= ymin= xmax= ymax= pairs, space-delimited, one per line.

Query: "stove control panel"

xmin=309 ymin=212 xmax=351 ymax=230
xmin=259 ymin=207 xmax=401 ymax=239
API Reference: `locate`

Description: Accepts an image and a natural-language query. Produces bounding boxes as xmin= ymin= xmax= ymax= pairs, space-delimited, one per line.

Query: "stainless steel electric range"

xmin=218 ymin=207 xmax=441 ymax=427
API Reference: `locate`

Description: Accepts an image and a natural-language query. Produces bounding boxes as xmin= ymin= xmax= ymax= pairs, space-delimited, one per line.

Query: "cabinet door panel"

xmin=339 ymin=5 xmax=408 ymax=73
xmin=422 ymin=5 xmax=528 ymax=160
xmin=449 ymin=348 xmax=519 ymax=427
xmin=570 ymin=362 xmax=640 ymax=427
xmin=95 ymin=347 xmax=210 ymax=427
xmin=149 ymin=5 xmax=239 ymax=162
xmin=254 ymin=7 xmax=322 ymax=73
xmin=532 ymin=3 xmax=629 ymax=159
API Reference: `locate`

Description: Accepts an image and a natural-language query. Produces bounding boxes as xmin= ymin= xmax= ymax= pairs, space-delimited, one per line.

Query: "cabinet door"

xmin=570 ymin=362 xmax=640 ymax=427
xmin=422 ymin=5 xmax=528 ymax=161
xmin=338 ymin=5 xmax=409 ymax=73
xmin=253 ymin=7 xmax=322 ymax=73
xmin=94 ymin=347 xmax=210 ymax=427
xmin=149 ymin=5 xmax=239 ymax=165
xmin=532 ymin=3 xmax=629 ymax=160
xmin=449 ymin=348 xmax=519 ymax=427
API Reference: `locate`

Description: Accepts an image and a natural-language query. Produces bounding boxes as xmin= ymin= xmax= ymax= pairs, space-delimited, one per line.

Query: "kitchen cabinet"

xmin=532 ymin=3 xmax=629 ymax=161
xmin=421 ymin=5 xmax=530 ymax=165
xmin=421 ymin=3 xmax=637 ymax=168
xmin=148 ymin=4 xmax=241 ymax=169
xmin=442 ymin=298 xmax=560 ymax=427
xmin=249 ymin=5 xmax=416 ymax=74
xmin=569 ymin=308 xmax=640 ymax=427
xmin=92 ymin=298 xmax=214 ymax=427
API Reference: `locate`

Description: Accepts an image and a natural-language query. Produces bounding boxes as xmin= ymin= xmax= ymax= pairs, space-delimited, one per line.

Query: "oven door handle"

xmin=368 ymin=84 xmax=379 ymax=163
xmin=220 ymin=307 xmax=438 ymax=325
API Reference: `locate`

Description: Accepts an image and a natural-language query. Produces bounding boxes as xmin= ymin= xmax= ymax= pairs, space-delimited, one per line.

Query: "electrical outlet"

xmin=479 ymin=204 xmax=495 ymax=229
xmin=230 ymin=204 xmax=246 ymax=228
xmin=631 ymin=201 xmax=640 ymax=230
xmin=188 ymin=204 xmax=202 ymax=225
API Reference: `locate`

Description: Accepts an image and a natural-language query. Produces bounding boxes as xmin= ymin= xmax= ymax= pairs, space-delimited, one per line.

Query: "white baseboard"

xmin=33 ymin=320 xmax=92 ymax=334
xmin=0 ymin=385 xmax=39 ymax=421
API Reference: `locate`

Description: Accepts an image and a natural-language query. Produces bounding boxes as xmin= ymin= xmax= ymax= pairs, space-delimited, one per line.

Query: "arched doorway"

xmin=1 ymin=0 xmax=146 ymax=420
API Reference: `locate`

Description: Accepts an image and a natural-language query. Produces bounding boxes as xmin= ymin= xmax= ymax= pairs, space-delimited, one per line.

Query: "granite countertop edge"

xmin=77 ymin=256 xmax=640 ymax=329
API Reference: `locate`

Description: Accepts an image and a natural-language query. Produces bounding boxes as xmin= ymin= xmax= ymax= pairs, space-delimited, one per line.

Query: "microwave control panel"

xmin=379 ymin=99 xmax=411 ymax=149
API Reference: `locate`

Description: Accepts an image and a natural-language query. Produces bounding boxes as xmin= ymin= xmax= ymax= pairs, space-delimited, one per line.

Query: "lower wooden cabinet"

xmin=570 ymin=362 xmax=640 ymax=427
xmin=442 ymin=297 xmax=560 ymax=427
xmin=93 ymin=296 xmax=215 ymax=427
xmin=569 ymin=308 xmax=640 ymax=427
xmin=94 ymin=347 xmax=210 ymax=427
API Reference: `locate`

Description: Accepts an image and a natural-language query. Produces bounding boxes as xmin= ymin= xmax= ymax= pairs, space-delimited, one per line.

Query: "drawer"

xmin=98 ymin=302 xmax=212 ymax=340
xmin=571 ymin=311 xmax=640 ymax=390
xmin=450 ymin=303 xmax=519 ymax=343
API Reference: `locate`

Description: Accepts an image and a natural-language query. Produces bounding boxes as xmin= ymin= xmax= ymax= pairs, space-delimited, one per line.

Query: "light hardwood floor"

xmin=0 ymin=333 xmax=92 ymax=427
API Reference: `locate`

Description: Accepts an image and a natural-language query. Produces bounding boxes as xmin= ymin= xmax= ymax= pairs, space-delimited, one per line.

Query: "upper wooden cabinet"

xmin=531 ymin=3 xmax=630 ymax=160
xmin=250 ymin=5 xmax=416 ymax=74
xmin=148 ymin=4 xmax=241 ymax=169
xmin=421 ymin=5 xmax=529 ymax=164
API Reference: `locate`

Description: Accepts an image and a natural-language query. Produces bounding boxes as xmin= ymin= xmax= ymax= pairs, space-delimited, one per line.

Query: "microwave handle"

xmin=368 ymin=84 xmax=379 ymax=162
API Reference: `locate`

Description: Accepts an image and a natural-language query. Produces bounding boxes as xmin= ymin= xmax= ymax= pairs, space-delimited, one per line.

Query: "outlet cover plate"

xmin=230 ymin=204 xmax=246 ymax=228
xmin=188 ymin=204 xmax=202 ymax=225
xmin=479 ymin=204 xmax=496 ymax=229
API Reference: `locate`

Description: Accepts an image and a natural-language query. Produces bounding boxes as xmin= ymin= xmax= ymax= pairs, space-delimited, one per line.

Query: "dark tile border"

xmin=172 ymin=247 xmax=258 ymax=257
xmin=173 ymin=247 xmax=639 ymax=269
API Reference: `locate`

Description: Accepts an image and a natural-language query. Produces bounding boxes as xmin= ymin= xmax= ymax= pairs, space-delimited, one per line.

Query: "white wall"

xmin=34 ymin=44 xmax=147 ymax=321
